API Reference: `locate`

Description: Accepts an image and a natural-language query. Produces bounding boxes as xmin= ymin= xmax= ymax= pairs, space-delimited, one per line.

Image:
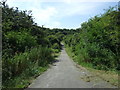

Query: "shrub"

xmin=3 ymin=31 xmax=37 ymax=54
xmin=64 ymin=7 xmax=119 ymax=71
xmin=2 ymin=46 xmax=54 ymax=86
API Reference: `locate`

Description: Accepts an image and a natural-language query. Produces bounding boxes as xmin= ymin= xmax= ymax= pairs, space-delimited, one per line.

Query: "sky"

xmin=4 ymin=0 xmax=119 ymax=29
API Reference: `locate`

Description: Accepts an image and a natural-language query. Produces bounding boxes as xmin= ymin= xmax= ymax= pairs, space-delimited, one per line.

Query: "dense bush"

xmin=64 ymin=7 xmax=120 ymax=70
xmin=2 ymin=0 xmax=119 ymax=88
xmin=2 ymin=46 xmax=53 ymax=87
xmin=1 ymin=2 xmax=61 ymax=87
xmin=3 ymin=31 xmax=37 ymax=55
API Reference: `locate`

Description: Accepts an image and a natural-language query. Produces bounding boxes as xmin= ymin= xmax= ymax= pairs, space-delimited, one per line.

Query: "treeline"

xmin=2 ymin=1 xmax=120 ymax=88
xmin=1 ymin=2 xmax=62 ymax=88
xmin=64 ymin=7 xmax=120 ymax=71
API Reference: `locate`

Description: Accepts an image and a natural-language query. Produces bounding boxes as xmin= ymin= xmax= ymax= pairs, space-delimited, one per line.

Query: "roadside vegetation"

xmin=64 ymin=7 xmax=120 ymax=71
xmin=1 ymin=0 xmax=119 ymax=88
xmin=1 ymin=2 xmax=62 ymax=88
xmin=64 ymin=7 xmax=119 ymax=86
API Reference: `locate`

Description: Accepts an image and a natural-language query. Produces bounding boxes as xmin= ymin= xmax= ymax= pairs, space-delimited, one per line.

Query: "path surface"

xmin=28 ymin=46 xmax=116 ymax=88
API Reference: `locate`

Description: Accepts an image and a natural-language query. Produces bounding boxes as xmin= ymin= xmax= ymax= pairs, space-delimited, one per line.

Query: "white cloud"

xmin=31 ymin=7 xmax=60 ymax=28
xmin=31 ymin=7 xmax=57 ymax=22
xmin=45 ymin=21 xmax=61 ymax=29
xmin=5 ymin=0 xmax=119 ymax=2
xmin=6 ymin=0 xmax=61 ymax=28
xmin=53 ymin=2 xmax=100 ymax=18
xmin=65 ymin=0 xmax=119 ymax=2
xmin=4 ymin=0 xmax=118 ymax=29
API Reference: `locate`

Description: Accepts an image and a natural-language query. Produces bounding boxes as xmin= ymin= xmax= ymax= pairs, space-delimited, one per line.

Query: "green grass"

xmin=2 ymin=46 xmax=61 ymax=89
xmin=2 ymin=65 xmax=49 ymax=88
xmin=65 ymin=46 xmax=76 ymax=60
xmin=87 ymin=67 xmax=118 ymax=86
xmin=65 ymin=45 xmax=93 ymax=68
xmin=65 ymin=45 xmax=118 ymax=87
xmin=52 ymin=49 xmax=61 ymax=58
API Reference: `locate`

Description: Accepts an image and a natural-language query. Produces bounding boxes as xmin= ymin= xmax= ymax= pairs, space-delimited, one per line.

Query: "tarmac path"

xmin=28 ymin=46 xmax=117 ymax=88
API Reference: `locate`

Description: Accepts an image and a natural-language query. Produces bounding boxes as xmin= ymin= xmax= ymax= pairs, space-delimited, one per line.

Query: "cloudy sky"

xmin=5 ymin=0 xmax=118 ymax=29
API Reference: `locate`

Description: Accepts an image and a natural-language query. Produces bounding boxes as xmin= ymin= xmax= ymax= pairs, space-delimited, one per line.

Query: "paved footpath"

xmin=28 ymin=47 xmax=117 ymax=88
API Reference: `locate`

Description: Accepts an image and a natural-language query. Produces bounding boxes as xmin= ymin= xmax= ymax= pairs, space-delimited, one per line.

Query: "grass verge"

xmin=86 ymin=67 xmax=118 ymax=86
xmin=2 ymin=47 xmax=61 ymax=89
xmin=3 ymin=65 xmax=49 ymax=88
xmin=65 ymin=45 xmax=118 ymax=87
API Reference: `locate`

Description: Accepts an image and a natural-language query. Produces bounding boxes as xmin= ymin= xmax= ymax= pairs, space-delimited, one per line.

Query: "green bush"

xmin=52 ymin=43 xmax=60 ymax=50
xmin=2 ymin=3 xmax=61 ymax=88
xmin=2 ymin=46 xmax=54 ymax=86
xmin=3 ymin=31 xmax=37 ymax=54
xmin=64 ymin=7 xmax=119 ymax=71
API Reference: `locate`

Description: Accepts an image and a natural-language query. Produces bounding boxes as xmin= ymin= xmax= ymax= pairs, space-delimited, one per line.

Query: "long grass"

xmin=2 ymin=46 xmax=54 ymax=88
xmin=65 ymin=45 xmax=118 ymax=87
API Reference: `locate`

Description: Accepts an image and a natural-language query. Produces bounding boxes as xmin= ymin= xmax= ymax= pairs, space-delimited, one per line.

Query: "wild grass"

xmin=2 ymin=46 xmax=54 ymax=88
xmin=65 ymin=45 xmax=118 ymax=87
xmin=87 ymin=67 xmax=118 ymax=86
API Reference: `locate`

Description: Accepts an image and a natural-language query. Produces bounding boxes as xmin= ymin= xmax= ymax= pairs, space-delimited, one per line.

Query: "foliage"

xmin=1 ymin=1 xmax=120 ymax=88
xmin=1 ymin=2 xmax=61 ymax=88
xmin=64 ymin=7 xmax=120 ymax=70
xmin=2 ymin=46 xmax=53 ymax=86
xmin=3 ymin=31 xmax=37 ymax=56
